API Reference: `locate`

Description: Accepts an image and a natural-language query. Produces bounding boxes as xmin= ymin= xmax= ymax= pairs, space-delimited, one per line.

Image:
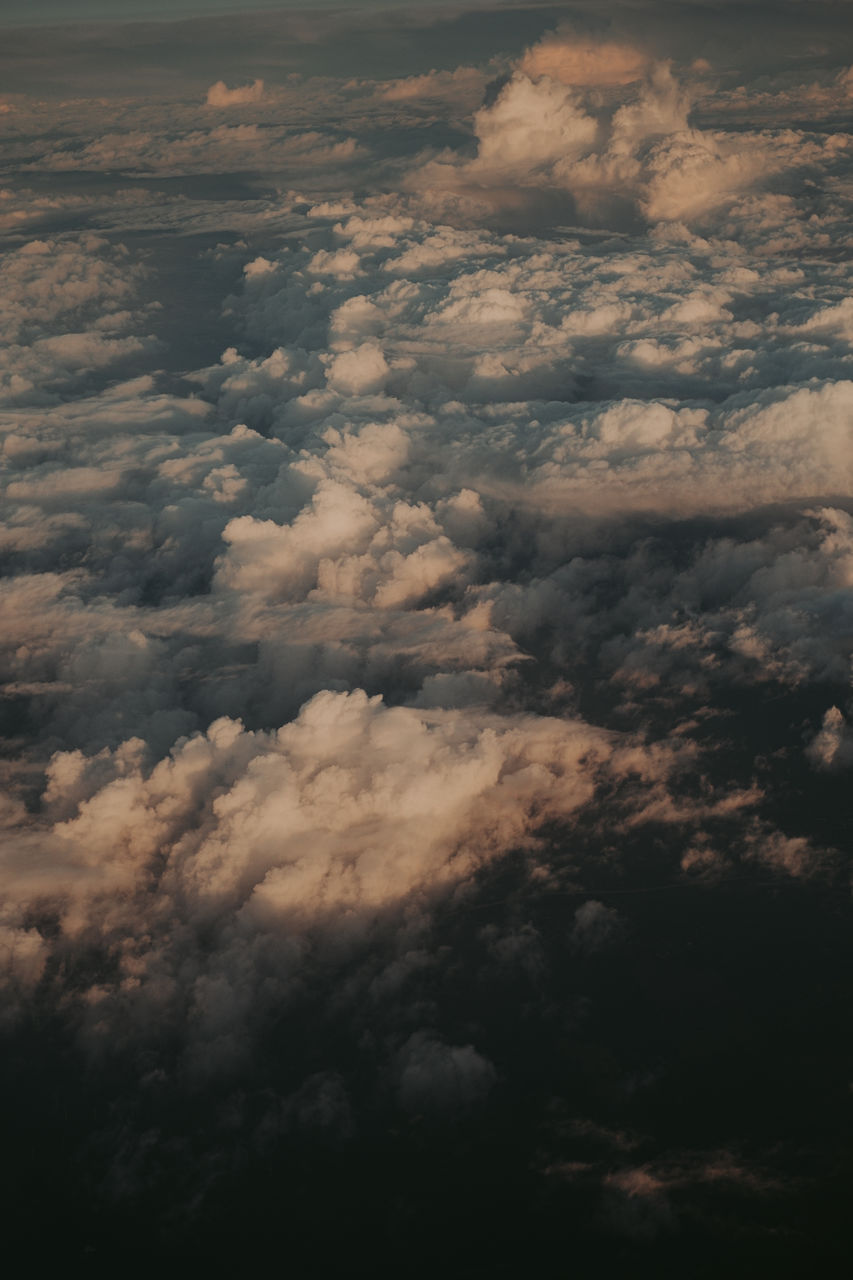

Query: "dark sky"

xmin=3 ymin=0 xmax=517 ymax=23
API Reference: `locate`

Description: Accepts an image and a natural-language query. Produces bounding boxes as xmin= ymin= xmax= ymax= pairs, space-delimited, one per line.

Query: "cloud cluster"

xmin=0 ymin=234 xmax=153 ymax=405
xmin=1 ymin=691 xmax=621 ymax=1056
xmin=2 ymin=7 xmax=852 ymax=1263
xmin=412 ymin=49 xmax=851 ymax=228
xmin=3 ymin=192 xmax=847 ymax=1073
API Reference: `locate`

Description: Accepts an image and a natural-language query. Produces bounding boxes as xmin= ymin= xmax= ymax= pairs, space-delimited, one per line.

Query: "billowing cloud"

xmin=519 ymin=32 xmax=651 ymax=87
xmin=1 ymin=3 xmax=852 ymax=1268
xmin=206 ymin=78 xmax=265 ymax=107
xmin=0 ymin=687 xmax=644 ymax=1061
xmin=411 ymin=54 xmax=848 ymax=228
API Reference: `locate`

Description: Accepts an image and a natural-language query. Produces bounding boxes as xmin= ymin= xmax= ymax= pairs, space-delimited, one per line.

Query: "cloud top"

xmin=520 ymin=33 xmax=651 ymax=87
xmin=206 ymin=78 xmax=264 ymax=107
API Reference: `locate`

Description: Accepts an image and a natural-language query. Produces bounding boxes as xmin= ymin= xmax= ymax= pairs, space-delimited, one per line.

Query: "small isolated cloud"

xmin=602 ymin=1166 xmax=676 ymax=1239
xmin=807 ymin=706 xmax=853 ymax=771
xmin=206 ymin=78 xmax=265 ymax=107
xmin=396 ymin=1031 xmax=496 ymax=1112
xmin=570 ymin=900 xmax=623 ymax=954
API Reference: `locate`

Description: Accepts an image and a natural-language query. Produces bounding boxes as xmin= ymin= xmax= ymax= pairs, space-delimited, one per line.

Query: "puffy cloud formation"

xmin=206 ymin=78 xmax=265 ymax=107
xmin=2 ymin=3 xmax=853 ymax=1270
xmin=0 ymin=691 xmax=623 ymax=1060
xmin=413 ymin=54 xmax=850 ymax=227
xmin=807 ymin=706 xmax=853 ymax=771
xmin=0 ymin=235 xmax=153 ymax=404
xmin=3 ymin=195 xmax=847 ymax=1110
xmin=519 ymin=32 xmax=651 ymax=87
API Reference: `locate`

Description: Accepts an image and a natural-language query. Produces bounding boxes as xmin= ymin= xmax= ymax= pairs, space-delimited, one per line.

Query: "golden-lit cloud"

xmin=519 ymin=33 xmax=650 ymax=86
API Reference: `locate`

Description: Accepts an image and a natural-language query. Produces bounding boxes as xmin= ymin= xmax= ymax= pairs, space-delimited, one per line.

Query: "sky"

xmin=1 ymin=0 xmax=852 ymax=1273
xmin=0 ymin=0 xmax=528 ymax=24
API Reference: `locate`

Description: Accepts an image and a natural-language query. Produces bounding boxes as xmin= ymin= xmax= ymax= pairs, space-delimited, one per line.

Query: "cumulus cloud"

xmin=519 ymin=32 xmax=651 ymax=87
xmin=807 ymin=706 xmax=853 ymax=770
xmin=0 ymin=235 xmax=142 ymax=344
xmin=206 ymin=79 xmax=265 ymax=107
xmin=0 ymin=690 xmax=622 ymax=1060
xmin=2 ymin=4 xmax=852 ymax=1264
xmin=411 ymin=52 xmax=845 ymax=229
xmin=0 ymin=235 xmax=154 ymax=405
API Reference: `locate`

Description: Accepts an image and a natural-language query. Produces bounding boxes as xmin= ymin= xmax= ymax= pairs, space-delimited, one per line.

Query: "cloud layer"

xmin=2 ymin=3 xmax=852 ymax=1270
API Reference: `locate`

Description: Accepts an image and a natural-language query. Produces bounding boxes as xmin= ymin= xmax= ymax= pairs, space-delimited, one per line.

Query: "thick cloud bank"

xmin=1 ymin=3 xmax=852 ymax=1273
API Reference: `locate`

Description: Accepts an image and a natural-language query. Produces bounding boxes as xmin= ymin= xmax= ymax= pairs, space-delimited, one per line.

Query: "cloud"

xmin=569 ymin=900 xmax=623 ymax=954
xmin=396 ymin=1031 xmax=496 ymax=1112
xmin=410 ymin=56 xmax=841 ymax=228
xmin=0 ymin=235 xmax=142 ymax=345
xmin=602 ymin=1166 xmax=675 ymax=1239
xmin=206 ymin=79 xmax=265 ymax=107
xmin=325 ymin=342 xmax=390 ymax=395
xmin=0 ymin=689 xmax=623 ymax=1060
xmin=0 ymin=236 xmax=155 ymax=405
xmin=375 ymin=65 xmax=486 ymax=107
xmin=807 ymin=706 xmax=853 ymax=771
xmin=2 ymin=7 xmax=852 ymax=1259
xmin=30 ymin=125 xmax=366 ymax=178
xmin=519 ymin=32 xmax=651 ymax=87
xmin=468 ymin=73 xmax=600 ymax=177
xmin=207 ymin=209 xmax=853 ymax=518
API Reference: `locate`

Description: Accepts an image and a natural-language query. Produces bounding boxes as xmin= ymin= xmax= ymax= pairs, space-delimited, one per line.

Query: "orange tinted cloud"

xmin=520 ymin=35 xmax=650 ymax=87
xmin=205 ymin=78 xmax=264 ymax=107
